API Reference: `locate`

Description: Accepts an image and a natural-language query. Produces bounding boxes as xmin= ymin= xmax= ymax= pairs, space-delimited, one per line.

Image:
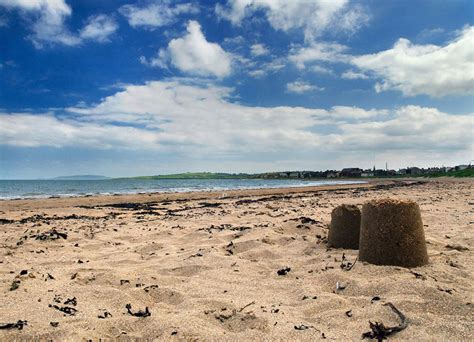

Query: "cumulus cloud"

xmin=286 ymin=81 xmax=323 ymax=93
xmin=289 ymin=42 xmax=349 ymax=69
xmin=79 ymin=14 xmax=118 ymax=42
xmin=119 ymin=0 xmax=199 ymax=28
xmin=250 ymin=43 xmax=269 ymax=56
xmin=310 ymin=65 xmax=334 ymax=75
xmin=341 ymin=70 xmax=368 ymax=79
xmin=351 ymin=26 xmax=474 ymax=97
xmin=1 ymin=80 xmax=470 ymax=170
xmin=144 ymin=21 xmax=232 ymax=78
xmin=216 ymin=0 xmax=369 ymax=41
xmin=0 ymin=112 xmax=159 ymax=149
xmin=0 ymin=0 xmax=117 ymax=47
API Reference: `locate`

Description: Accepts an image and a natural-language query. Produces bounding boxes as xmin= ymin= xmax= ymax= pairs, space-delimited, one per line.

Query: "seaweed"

xmin=9 ymin=280 xmax=20 ymax=291
xmin=48 ymin=304 xmax=77 ymax=316
xmin=340 ymin=253 xmax=358 ymax=271
xmin=125 ymin=304 xmax=151 ymax=317
xmin=362 ymin=302 xmax=408 ymax=341
xmin=98 ymin=311 xmax=112 ymax=319
xmin=277 ymin=267 xmax=291 ymax=276
xmin=294 ymin=324 xmax=313 ymax=330
xmin=0 ymin=320 xmax=27 ymax=330
xmin=64 ymin=297 xmax=77 ymax=306
xmin=33 ymin=229 xmax=67 ymax=241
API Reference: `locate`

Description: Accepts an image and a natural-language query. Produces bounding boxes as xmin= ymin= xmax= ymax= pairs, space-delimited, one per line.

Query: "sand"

xmin=0 ymin=178 xmax=472 ymax=340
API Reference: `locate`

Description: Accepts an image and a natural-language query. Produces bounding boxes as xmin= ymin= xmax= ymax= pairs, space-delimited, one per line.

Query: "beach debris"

xmin=340 ymin=253 xmax=358 ymax=271
xmin=362 ymin=302 xmax=408 ymax=341
xmin=64 ymin=297 xmax=77 ymax=306
xmin=19 ymin=270 xmax=28 ymax=276
xmin=98 ymin=310 xmax=112 ymax=319
xmin=120 ymin=279 xmax=130 ymax=285
xmin=9 ymin=280 xmax=21 ymax=291
xmin=345 ymin=310 xmax=353 ymax=317
xmin=437 ymin=286 xmax=455 ymax=294
xmin=371 ymin=296 xmax=381 ymax=303
xmin=0 ymin=320 xmax=27 ymax=330
xmin=294 ymin=324 xmax=313 ymax=330
xmin=198 ymin=202 xmax=222 ymax=208
xmin=277 ymin=267 xmax=291 ymax=276
xmin=238 ymin=301 xmax=255 ymax=312
xmin=335 ymin=281 xmax=346 ymax=293
xmin=410 ymin=271 xmax=426 ymax=280
xmin=32 ymin=229 xmax=68 ymax=241
xmin=359 ymin=199 xmax=429 ymax=267
xmin=49 ymin=295 xmax=78 ymax=316
xmin=143 ymin=285 xmax=159 ymax=292
xmin=445 ymin=244 xmax=469 ymax=252
xmin=301 ymin=295 xmax=317 ymax=300
xmin=48 ymin=304 xmax=77 ymax=316
xmin=126 ymin=304 xmax=151 ymax=317
xmin=50 ymin=322 xmax=59 ymax=327
xmin=328 ymin=204 xmax=361 ymax=249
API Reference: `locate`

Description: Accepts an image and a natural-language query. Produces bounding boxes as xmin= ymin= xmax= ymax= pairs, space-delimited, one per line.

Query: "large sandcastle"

xmin=359 ymin=198 xmax=429 ymax=267
xmin=328 ymin=204 xmax=361 ymax=249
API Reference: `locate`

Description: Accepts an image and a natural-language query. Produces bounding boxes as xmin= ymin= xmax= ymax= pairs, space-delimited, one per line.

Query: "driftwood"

xmin=362 ymin=302 xmax=408 ymax=341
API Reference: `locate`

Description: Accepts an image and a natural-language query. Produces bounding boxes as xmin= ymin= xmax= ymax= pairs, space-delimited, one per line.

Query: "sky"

xmin=0 ymin=0 xmax=473 ymax=179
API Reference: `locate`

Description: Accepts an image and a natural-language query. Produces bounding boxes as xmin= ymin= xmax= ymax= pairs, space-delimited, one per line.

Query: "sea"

xmin=0 ymin=179 xmax=366 ymax=200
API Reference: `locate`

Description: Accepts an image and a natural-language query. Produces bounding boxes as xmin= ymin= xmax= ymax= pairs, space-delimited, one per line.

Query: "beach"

xmin=0 ymin=178 xmax=472 ymax=340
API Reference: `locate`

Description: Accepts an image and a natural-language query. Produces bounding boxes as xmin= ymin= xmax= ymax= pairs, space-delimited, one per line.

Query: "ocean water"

xmin=0 ymin=179 xmax=365 ymax=200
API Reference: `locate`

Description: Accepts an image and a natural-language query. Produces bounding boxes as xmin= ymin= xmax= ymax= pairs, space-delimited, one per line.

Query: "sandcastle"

xmin=359 ymin=198 xmax=429 ymax=267
xmin=328 ymin=204 xmax=361 ymax=249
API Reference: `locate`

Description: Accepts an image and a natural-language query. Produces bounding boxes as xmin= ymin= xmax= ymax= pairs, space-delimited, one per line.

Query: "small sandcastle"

xmin=358 ymin=198 xmax=429 ymax=267
xmin=328 ymin=204 xmax=361 ymax=249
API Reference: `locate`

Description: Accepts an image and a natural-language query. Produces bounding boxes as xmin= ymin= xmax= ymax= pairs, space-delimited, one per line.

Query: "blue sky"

xmin=0 ymin=0 xmax=473 ymax=178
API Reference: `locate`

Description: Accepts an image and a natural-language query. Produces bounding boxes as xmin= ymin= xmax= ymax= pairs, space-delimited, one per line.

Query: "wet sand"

xmin=0 ymin=178 xmax=472 ymax=340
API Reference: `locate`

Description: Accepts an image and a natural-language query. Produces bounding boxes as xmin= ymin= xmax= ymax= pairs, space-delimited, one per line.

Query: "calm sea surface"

xmin=0 ymin=179 xmax=365 ymax=200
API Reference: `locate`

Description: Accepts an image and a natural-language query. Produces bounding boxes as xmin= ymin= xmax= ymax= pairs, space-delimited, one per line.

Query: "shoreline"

xmin=0 ymin=178 xmax=397 ymax=211
xmin=0 ymin=179 xmax=367 ymax=202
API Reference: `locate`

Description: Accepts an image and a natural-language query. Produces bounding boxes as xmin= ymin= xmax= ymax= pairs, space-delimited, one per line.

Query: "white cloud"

xmin=351 ymin=26 xmax=474 ymax=97
xmin=1 ymin=81 xmax=472 ymax=167
xmin=80 ymin=14 xmax=118 ymax=42
xmin=0 ymin=112 xmax=159 ymax=149
xmin=119 ymin=1 xmax=199 ymax=28
xmin=216 ymin=0 xmax=369 ymax=41
xmin=248 ymin=69 xmax=265 ymax=78
xmin=341 ymin=70 xmax=368 ymax=79
xmin=145 ymin=21 xmax=232 ymax=78
xmin=310 ymin=65 xmax=333 ymax=75
xmin=0 ymin=0 xmax=117 ymax=47
xmin=286 ymin=81 xmax=323 ymax=93
xmin=289 ymin=42 xmax=349 ymax=69
xmin=250 ymin=43 xmax=269 ymax=56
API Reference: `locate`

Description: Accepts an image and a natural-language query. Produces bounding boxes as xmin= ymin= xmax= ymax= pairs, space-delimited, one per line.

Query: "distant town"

xmin=255 ymin=164 xmax=473 ymax=179
xmin=123 ymin=163 xmax=473 ymax=180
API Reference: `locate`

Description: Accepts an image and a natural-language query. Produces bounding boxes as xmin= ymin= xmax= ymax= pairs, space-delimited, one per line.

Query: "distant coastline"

xmin=52 ymin=175 xmax=110 ymax=180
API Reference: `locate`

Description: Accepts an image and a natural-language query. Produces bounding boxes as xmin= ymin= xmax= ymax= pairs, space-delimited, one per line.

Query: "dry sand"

xmin=0 ymin=178 xmax=472 ymax=340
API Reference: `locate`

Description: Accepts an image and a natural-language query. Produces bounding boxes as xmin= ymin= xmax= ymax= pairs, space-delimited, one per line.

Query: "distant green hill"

xmin=53 ymin=175 xmax=110 ymax=180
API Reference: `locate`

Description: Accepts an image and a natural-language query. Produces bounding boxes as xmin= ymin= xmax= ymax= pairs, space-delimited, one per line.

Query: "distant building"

xmin=341 ymin=168 xmax=362 ymax=178
xmin=326 ymin=171 xmax=339 ymax=178
xmin=406 ymin=167 xmax=422 ymax=175
xmin=455 ymin=165 xmax=469 ymax=171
